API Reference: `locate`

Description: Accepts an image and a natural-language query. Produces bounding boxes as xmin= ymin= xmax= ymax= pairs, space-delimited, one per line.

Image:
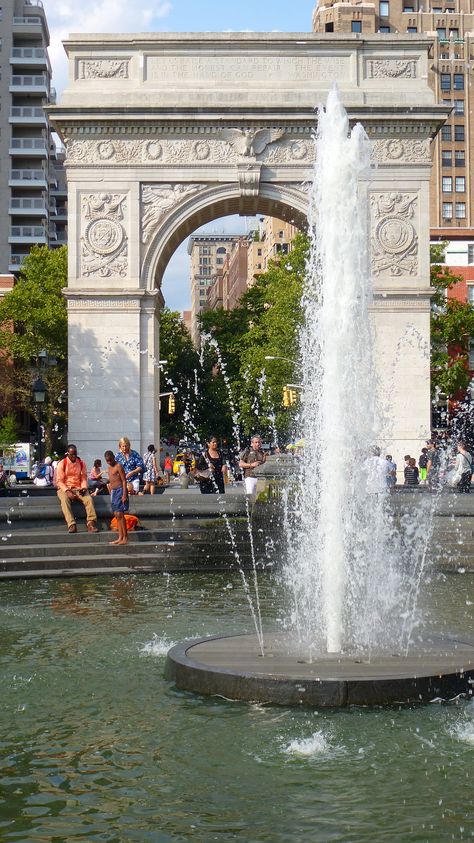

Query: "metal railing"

xmin=10 ymin=197 xmax=47 ymax=211
xmin=11 ymin=47 xmax=47 ymax=59
xmin=10 ymin=137 xmax=47 ymax=151
xmin=10 ymin=106 xmax=46 ymax=120
xmin=10 ymin=169 xmax=47 ymax=181
xmin=10 ymin=225 xmax=46 ymax=238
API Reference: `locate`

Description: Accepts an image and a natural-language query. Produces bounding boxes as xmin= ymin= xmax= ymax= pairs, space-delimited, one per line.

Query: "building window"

xmin=442 ymin=176 xmax=452 ymax=192
xmin=455 ymin=150 xmax=465 ymax=167
xmin=468 ymin=247 xmax=474 ymax=266
xmin=449 ymin=28 xmax=459 ymax=38
xmin=454 ymin=73 xmax=464 ymax=90
xmin=216 ymin=258 xmax=223 ymax=265
xmin=257 ymin=249 xmax=262 ymax=255
xmin=379 ymin=1 xmax=389 ymax=15
xmin=454 ymin=124 xmax=465 ymax=141
xmin=407 ymin=26 xmax=417 ymax=32
xmin=437 ymin=28 xmax=447 ymax=39
xmin=455 ymin=176 xmax=465 ymax=192
xmin=351 ymin=20 xmax=362 ymax=31
xmin=216 ymin=247 xmax=226 ymax=254
xmin=441 ymin=125 xmax=452 ymax=141
xmin=454 ymin=99 xmax=465 ymax=115
xmin=440 ymin=73 xmax=451 ymax=91
xmin=403 ymin=5 xmax=414 ymax=10
xmin=455 ymin=202 xmax=466 ymax=218
xmin=442 ymin=202 xmax=453 ymax=219
xmin=442 ymin=149 xmax=452 ymax=166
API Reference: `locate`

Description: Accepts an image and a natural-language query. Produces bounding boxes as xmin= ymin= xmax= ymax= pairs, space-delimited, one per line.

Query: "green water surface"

xmin=0 ymin=572 xmax=473 ymax=842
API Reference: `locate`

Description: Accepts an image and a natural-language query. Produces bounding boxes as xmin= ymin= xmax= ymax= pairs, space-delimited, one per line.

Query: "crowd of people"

xmin=367 ymin=439 xmax=473 ymax=493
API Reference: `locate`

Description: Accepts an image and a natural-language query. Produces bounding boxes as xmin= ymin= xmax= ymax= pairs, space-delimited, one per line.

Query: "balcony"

xmin=9 ymin=168 xmax=48 ymax=188
xmin=10 ymin=47 xmax=50 ymax=72
xmin=10 ymin=74 xmax=49 ymax=96
xmin=12 ymin=15 xmax=46 ymax=38
xmin=9 ymin=197 xmax=48 ymax=216
xmin=9 ymin=137 xmax=48 ymax=157
xmin=9 ymin=254 xmax=28 ymax=273
xmin=9 ymin=225 xmax=47 ymax=245
xmin=9 ymin=106 xmax=47 ymax=127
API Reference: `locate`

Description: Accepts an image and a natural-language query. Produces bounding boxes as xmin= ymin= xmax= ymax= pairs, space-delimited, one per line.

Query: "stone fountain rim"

xmin=165 ymin=631 xmax=474 ymax=708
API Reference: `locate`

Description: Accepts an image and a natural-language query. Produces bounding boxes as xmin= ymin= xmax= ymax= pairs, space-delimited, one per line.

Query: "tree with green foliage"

xmin=198 ymin=233 xmax=309 ymax=443
xmin=0 ymin=246 xmax=68 ymax=454
xmin=0 ymin=413 xmax=18 ymax=448
xmin=159 ymin=307 xmax=200 ymax=440
xmin=430 ymin=243 xmax=474 ymax=398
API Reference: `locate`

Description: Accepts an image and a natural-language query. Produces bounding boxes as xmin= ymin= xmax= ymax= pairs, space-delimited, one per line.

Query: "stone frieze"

xmin=141 ymin=184 xmax=206 ymax=244
xmin=371 ymin=192 xmax=418 ymax=277
xmin=366 ymin=59 xmax=417 ymax=79
xmin=371 ymin=138 xmax=431 ymax=166
xmin=80 ymin=193 xmax=128 ymax=278
xmin=78 ymin=59 xmax=130 ymax=79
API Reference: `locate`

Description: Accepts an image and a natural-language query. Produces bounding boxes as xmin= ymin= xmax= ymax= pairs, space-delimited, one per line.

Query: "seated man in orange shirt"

xmin=56 ymin=444 xmax=99 ymax=534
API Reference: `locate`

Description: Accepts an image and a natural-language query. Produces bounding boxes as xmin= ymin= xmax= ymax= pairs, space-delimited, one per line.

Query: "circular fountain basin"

xmin=165 ymin=632 xmax=474 ymax=707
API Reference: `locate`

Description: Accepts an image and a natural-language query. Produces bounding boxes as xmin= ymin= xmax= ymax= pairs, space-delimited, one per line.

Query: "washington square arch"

xmin=50 ymin=30 xmax=447 ymax=466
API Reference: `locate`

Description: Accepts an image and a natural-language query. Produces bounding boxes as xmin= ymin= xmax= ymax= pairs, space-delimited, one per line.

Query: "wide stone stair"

xmin=0 ymin=488 xmax=274 ymax=579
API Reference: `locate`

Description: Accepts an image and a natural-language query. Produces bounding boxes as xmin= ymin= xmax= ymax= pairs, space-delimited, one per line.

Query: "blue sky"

xmin=43 ymin=0 xmax=317 ymax=310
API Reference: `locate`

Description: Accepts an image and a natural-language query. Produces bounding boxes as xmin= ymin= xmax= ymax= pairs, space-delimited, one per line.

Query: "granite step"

xmin=0 ymin=551 xmax=261 ymax=579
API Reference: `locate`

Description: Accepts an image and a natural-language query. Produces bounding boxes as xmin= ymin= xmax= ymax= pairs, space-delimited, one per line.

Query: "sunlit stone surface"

xmin=50 ymin=33 xmax=447 ymax=466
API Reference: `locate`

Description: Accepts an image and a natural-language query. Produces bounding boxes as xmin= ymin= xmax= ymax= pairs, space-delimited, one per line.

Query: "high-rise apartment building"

xmin=312 ymin=0 xmax=473 ymax=251
xmin=187 ymin=234 xmax=241 ymax=345
xmin=1 ymin=0 xmax=64 ymax=274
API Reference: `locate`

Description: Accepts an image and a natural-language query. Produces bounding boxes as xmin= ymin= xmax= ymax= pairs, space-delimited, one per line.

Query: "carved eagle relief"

xmin=217 ymin=128 xmax=285 ymax=157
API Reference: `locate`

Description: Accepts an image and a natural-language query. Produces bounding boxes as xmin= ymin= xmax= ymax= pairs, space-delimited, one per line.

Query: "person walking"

xmin=385 ymin=454 xmax=397 ymax=488
xmin=55 ymin=444 xmax=99 ymax=534
xmin=418 ymin=447 xmax=428 ymax=484
xmin=454 ymin=441 xmax=472 ymax=493
xmin=142 ymin=444 xmax=160 ymax=495
xmin=163 ymin=452 xmax=173 ymax=485
xmin=239 ymin=434 xmax=266 ymax=496
xmin=195 ymin=436 xmax=226 ymax=494
xmin=115 ymin=437 xmax=145 ymax=495
xmin=426 ymin=441 xmax=442 ymax=491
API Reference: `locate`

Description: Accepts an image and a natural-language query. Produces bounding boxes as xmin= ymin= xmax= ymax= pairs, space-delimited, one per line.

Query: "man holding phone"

xmin=56 ymin=444 xmax=99 ymax=534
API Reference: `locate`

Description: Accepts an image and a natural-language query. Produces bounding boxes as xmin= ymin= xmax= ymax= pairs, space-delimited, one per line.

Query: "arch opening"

xmin=144 ymin=187 xmax=309 ymax=293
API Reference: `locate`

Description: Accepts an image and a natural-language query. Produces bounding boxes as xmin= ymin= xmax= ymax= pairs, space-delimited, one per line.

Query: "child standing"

xmin=104 ymin=450 xmax=129 ymax=545
xmin=418 ymin=447 xmax=428 ymax=484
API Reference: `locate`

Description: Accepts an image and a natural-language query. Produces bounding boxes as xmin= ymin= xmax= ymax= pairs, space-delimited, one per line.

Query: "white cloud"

xmin=42 ymin=0 xmax=172 ymax=93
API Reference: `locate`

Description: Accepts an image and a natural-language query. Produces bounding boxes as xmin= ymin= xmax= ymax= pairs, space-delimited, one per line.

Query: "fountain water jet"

xmin=165 ymin=90 xmax=474 ymax=706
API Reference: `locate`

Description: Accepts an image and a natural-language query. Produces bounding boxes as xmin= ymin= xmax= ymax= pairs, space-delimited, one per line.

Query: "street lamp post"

xmin=32 ymin=376 xmax=46 ymax=464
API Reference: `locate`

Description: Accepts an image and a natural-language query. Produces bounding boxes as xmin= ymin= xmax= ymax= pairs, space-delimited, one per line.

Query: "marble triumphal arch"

xmin=51 ymin=33 xmax=446 ymax=465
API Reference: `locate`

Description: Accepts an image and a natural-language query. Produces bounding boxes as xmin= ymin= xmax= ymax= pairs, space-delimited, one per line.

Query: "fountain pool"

xmin=0 ymin=573 xmax=473 ymax=841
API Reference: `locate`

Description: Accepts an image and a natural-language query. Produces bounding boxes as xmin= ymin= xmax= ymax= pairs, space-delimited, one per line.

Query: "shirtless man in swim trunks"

xmin=104 ymin=450 xmax=129 ymax=545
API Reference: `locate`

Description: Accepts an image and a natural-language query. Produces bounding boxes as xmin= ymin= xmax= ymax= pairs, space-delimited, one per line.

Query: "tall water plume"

xmin=286 ymin=88 xmax=404 ymax=656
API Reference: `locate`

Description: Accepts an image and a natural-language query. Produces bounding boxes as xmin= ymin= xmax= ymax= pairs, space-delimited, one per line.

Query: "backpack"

xmin=37 ymin=464 xmax=48 ymax=479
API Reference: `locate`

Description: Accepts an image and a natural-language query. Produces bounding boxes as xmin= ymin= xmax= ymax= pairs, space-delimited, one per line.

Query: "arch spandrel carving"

xmin=139 ymin=182 xmax=310 ymax=292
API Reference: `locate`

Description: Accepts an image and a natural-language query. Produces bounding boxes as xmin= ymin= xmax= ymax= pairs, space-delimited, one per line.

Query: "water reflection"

xmin=0 ymin=574 xmax=472 ymax=842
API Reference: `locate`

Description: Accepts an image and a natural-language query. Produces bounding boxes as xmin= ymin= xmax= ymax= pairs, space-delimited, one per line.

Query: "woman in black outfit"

xmin=196 ymin=436 xmax=226 ymax=494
